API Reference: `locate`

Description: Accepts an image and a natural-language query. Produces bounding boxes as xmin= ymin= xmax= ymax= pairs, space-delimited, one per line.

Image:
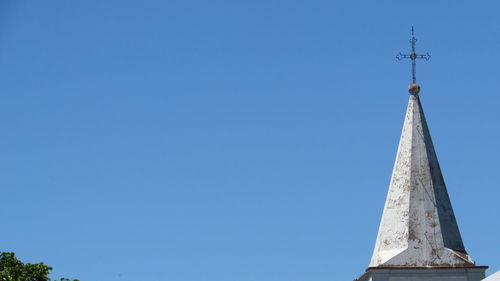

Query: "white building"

xmin=354 ymin=86 xmax=489 ymax=281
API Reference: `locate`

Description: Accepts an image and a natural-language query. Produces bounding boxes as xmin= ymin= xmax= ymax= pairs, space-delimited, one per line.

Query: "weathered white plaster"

xmin=370 ymin=96 xmax=475 ymax=267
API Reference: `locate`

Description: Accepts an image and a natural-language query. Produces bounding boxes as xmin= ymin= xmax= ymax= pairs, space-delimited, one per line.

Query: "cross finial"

xmin=396 ymin=27 xmax=431 ymax=95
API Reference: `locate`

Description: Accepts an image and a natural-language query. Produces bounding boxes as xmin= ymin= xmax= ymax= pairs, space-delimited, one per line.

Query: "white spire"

xmin=370 ymin=95 xmax=475 ymax=267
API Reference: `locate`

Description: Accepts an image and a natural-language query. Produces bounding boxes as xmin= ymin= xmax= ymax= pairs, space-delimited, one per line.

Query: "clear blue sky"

xmin=0 ymin=1 xmax=498 ymax=280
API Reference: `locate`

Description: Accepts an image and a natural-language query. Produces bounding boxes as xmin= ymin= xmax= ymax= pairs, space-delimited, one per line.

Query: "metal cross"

xmin=396 ymin=27 xmax=431 ymax=84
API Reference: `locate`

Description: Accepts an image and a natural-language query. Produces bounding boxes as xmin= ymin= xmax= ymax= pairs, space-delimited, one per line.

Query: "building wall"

xmin=356 ymin=268 xmax=486 ymax=281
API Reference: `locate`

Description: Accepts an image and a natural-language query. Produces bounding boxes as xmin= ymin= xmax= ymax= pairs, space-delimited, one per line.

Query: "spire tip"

xmin=408 ymin=83 xmax=420 ymax=96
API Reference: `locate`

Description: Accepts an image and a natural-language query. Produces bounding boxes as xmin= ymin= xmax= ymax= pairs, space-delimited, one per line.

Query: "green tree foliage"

xmin=0 ymin=252 xmax=78 ymax=281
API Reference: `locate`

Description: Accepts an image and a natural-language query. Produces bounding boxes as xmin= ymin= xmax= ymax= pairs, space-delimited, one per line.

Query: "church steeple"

xmin=369 ymin=93 xmax=474 ymax=267
xmin=369 ymin=29 xmax=475 ymax=267
xmin=354 ymin=29 xmax=488 ymax=281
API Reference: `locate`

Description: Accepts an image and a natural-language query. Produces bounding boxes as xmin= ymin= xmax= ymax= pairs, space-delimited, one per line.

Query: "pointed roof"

xmin=370 ymin=94 xmax=475 ymax=267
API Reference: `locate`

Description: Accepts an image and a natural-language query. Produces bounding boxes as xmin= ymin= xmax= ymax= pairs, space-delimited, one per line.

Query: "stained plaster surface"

xmin=369 ymin=95 xmax=475 ymax=267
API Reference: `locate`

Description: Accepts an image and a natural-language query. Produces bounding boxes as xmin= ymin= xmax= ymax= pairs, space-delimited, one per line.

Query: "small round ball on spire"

xmin=408 ymin=83 xmax=421 ymax=95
